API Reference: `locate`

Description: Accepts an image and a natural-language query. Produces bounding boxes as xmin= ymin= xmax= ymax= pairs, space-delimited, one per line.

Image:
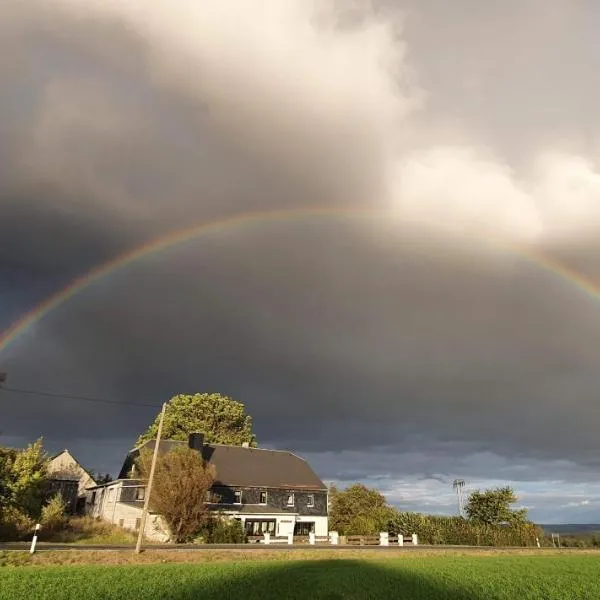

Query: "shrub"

xmin=0 ymin=507 xmax=35 ymax=541
xmin=40 ymin=494 xmax=68 ymax=533
xmin=387 ymin=511 xmax=541 ymax=547
xmin=198 ymin=518 xmax=246 ymax=543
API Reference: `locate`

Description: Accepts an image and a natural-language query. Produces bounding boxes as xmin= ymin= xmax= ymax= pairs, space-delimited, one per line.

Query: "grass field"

xmin=1 ymin=553 xmax=599 ymax=599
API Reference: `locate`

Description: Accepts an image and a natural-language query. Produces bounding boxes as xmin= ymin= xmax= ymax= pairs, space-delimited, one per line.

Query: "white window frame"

xmin=259 ymin=490 xmax=268 ymax=505
xmin=286 ymin=492 xmax=295 ymax=506
xmin=307 ymin=493 xmax=314 ymax=507
xmin=234 ymin=490 xmax=243 ymax=505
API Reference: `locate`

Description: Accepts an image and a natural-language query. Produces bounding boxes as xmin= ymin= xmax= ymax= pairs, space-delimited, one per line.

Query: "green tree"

xmin=0 ymin=439 xmax=49 ymax=518
xmin=465 ymin=486 xmax=528 ymax=525
xmin=138 ymin=446 xmax=216 ymax=543
xmin=329 ymin=484 xmax=393 ymax=535
xmin=137 ymin=393 xmax=257 ymax=447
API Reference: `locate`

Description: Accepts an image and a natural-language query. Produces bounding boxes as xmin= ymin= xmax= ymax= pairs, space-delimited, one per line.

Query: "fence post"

xmin=398 ymin=534 xmax=404 ymax=547
xmin=379 ymin=532 xmax=389 ymax=546
xmin=287 ymin=533 xmax=293 ymax=545
xmin=329 ymin=531 xmax=339 ymax=545
xmin=30 ymin=524 xmax=41 ymax=554
xmin=309 ymin=532 xmax=316 ymax=545
xmin=263 ymin=532 xmax=270 ymax=545
xmin=412 ymin=533 xmax=418 ymax=546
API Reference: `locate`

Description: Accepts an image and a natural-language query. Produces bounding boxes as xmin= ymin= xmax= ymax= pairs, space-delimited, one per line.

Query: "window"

xmin=294 ymin=522 xmax=315 ymax=536
xmin=91 ymin=491 xmax=96 ymax=504
xmin=234 ymin=490 xmax=242 ymax=504
xmin=245 ymin=519 xmax=276 ymax=536
xmin=135 ymin=518 xmax=141 ymax=531
xmin=259 ymin=491 xmax=267 ymax=505
xmin=307 ymin=494 xmax=314 ymax=507
xmin=135 ymin=487 xmax=145 ymax=501
xmin=118 ymin=519 xmax=124 ymax=527
xmin=286 ymin=493 xmax=295 ymax=506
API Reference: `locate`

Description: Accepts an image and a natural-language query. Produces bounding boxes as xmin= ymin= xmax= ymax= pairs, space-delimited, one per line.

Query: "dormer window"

xmin=234 ymin=490 xmax=242 ymax=504
xmin=307 ymin=494 xmax=314 ymax=507
xmin=286 ymin=493 xmax=295 ymax=506
xmin=259 ymin=491 xmax=267 ymax=504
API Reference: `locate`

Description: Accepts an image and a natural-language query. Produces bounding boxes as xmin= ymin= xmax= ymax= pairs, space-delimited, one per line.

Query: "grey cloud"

xmin=1 ymin=1 xmax=600 ymax=523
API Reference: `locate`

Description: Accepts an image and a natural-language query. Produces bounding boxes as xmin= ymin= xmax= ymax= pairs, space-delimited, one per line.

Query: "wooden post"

xmin=135 ymin=402 xmax=166 ymax=554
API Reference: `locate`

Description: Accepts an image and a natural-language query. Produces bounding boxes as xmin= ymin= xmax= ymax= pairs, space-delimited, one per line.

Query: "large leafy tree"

xmin=138 ymin=446 xmax=216 ymax=543
xmin=137 ymin=393 xmax=257 ymax=447
xmin=1 ymin=440 xmax=50 ymax=542
xmin=465 ymin=486 xmax=528 ymax=525
xmin=329 ymin=483 xmax=394 ymax=535
xmin=0 ymin=439 xmax=49 ymax=518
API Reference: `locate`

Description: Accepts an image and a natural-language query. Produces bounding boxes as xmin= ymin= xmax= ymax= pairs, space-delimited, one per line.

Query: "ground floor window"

xmin=245 ymin=519 xmax=276 ymax=536
xmin=294 ymin=522 xmax=315 ymax=536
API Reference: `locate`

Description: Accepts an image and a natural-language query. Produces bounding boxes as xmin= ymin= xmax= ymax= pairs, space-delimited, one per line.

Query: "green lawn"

xmin=1 ymin=555 xmax=598 ymax=599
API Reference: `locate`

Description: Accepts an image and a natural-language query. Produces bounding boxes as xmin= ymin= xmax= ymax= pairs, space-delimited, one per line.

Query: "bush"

xmin=387 ymin=511 xmax=541 ymax=547
xmin=0 ymin=507 xmax=35 ymax=541
xmin=40 ymin=494 xmax=68 ymax=533
xmin=197 ymin=518 xmax=247 ymax=544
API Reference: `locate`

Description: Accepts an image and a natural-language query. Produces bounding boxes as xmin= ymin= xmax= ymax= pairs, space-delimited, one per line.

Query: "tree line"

xmin=329 ymin=483 xmax=542 ymax=546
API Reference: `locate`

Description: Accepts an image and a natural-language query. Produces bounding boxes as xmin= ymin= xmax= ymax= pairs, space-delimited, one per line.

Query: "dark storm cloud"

xmin=2 ymin=1 xmax=600 ymax=519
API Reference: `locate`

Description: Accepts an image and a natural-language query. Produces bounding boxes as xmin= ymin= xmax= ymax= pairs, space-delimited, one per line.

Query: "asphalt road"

xmin=0 ymin=542 xmax=555 ymax=552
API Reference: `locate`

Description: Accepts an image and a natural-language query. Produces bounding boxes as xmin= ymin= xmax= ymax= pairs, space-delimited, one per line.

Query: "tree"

xmin=88 ymin=471 xmax=113 ymax=485
xmin=137 ymin=393 xmax=257 ymax=447
xmin=138 ymin=446 xmax=216 ymax=543
xmin=329 ymin=484 xmax=393 ymax=535
xmin=0 ymin=439 xmax=49 ymax=518
xmin=465 ymin=486 xmax=528 ymax=525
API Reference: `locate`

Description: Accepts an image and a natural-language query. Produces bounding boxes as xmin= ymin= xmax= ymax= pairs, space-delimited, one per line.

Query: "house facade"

xmin=86 ymin=434 xmax=328 ymax=541
xmin=48 ymin=449 xmax=97 ymax=514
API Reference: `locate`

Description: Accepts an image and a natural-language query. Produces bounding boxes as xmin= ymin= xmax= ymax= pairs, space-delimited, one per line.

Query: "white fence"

xmin=260 ymin=531 xmax=418 ymax=546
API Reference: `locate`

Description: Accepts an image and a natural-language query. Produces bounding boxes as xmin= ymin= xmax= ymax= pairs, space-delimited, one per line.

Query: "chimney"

xmin=188 ymin=432 xmax=204 ymax=451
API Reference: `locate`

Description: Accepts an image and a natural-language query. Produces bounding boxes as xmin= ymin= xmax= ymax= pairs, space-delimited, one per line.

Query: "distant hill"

xmin=540 ymin=524 xmax=600 ymax=534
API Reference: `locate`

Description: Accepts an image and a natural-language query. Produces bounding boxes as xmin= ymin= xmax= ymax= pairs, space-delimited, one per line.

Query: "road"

xmin=0 ymin=542 xmax=552 ymax=552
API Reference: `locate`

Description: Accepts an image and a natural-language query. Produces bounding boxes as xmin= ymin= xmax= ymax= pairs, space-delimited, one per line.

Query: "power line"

xmin=0 ymin=385 xmax=160 ymax=409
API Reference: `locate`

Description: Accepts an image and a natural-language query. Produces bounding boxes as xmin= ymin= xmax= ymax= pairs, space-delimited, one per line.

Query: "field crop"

xmin=1 ymin=554 xmax=599 ymax=599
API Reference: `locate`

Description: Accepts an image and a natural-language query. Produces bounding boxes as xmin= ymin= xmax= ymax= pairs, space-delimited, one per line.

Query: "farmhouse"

xmin=48 ymin=449 xmax=97 ymax=514
xmin=86 ymin=434 xmax=328 ymax=542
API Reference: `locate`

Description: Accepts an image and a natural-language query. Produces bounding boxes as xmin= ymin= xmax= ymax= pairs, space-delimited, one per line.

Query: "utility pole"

xmin=452 ymin=479 xmax=466 ymax=517
xmin=135 ymin=402 xmax=166 ymax=554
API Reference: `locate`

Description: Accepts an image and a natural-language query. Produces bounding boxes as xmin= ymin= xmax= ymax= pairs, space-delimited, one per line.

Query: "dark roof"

xmin=118 ymin=440 xmax=326 ymax=490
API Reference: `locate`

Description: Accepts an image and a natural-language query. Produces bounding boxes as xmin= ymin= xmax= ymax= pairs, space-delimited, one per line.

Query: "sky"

xmin=1 ymin=0 xmax=600 ymax=524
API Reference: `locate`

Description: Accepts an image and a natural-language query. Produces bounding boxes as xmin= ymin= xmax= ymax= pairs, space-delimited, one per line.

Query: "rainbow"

xmin=1 ymin=206 xmax=599 ymax=356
